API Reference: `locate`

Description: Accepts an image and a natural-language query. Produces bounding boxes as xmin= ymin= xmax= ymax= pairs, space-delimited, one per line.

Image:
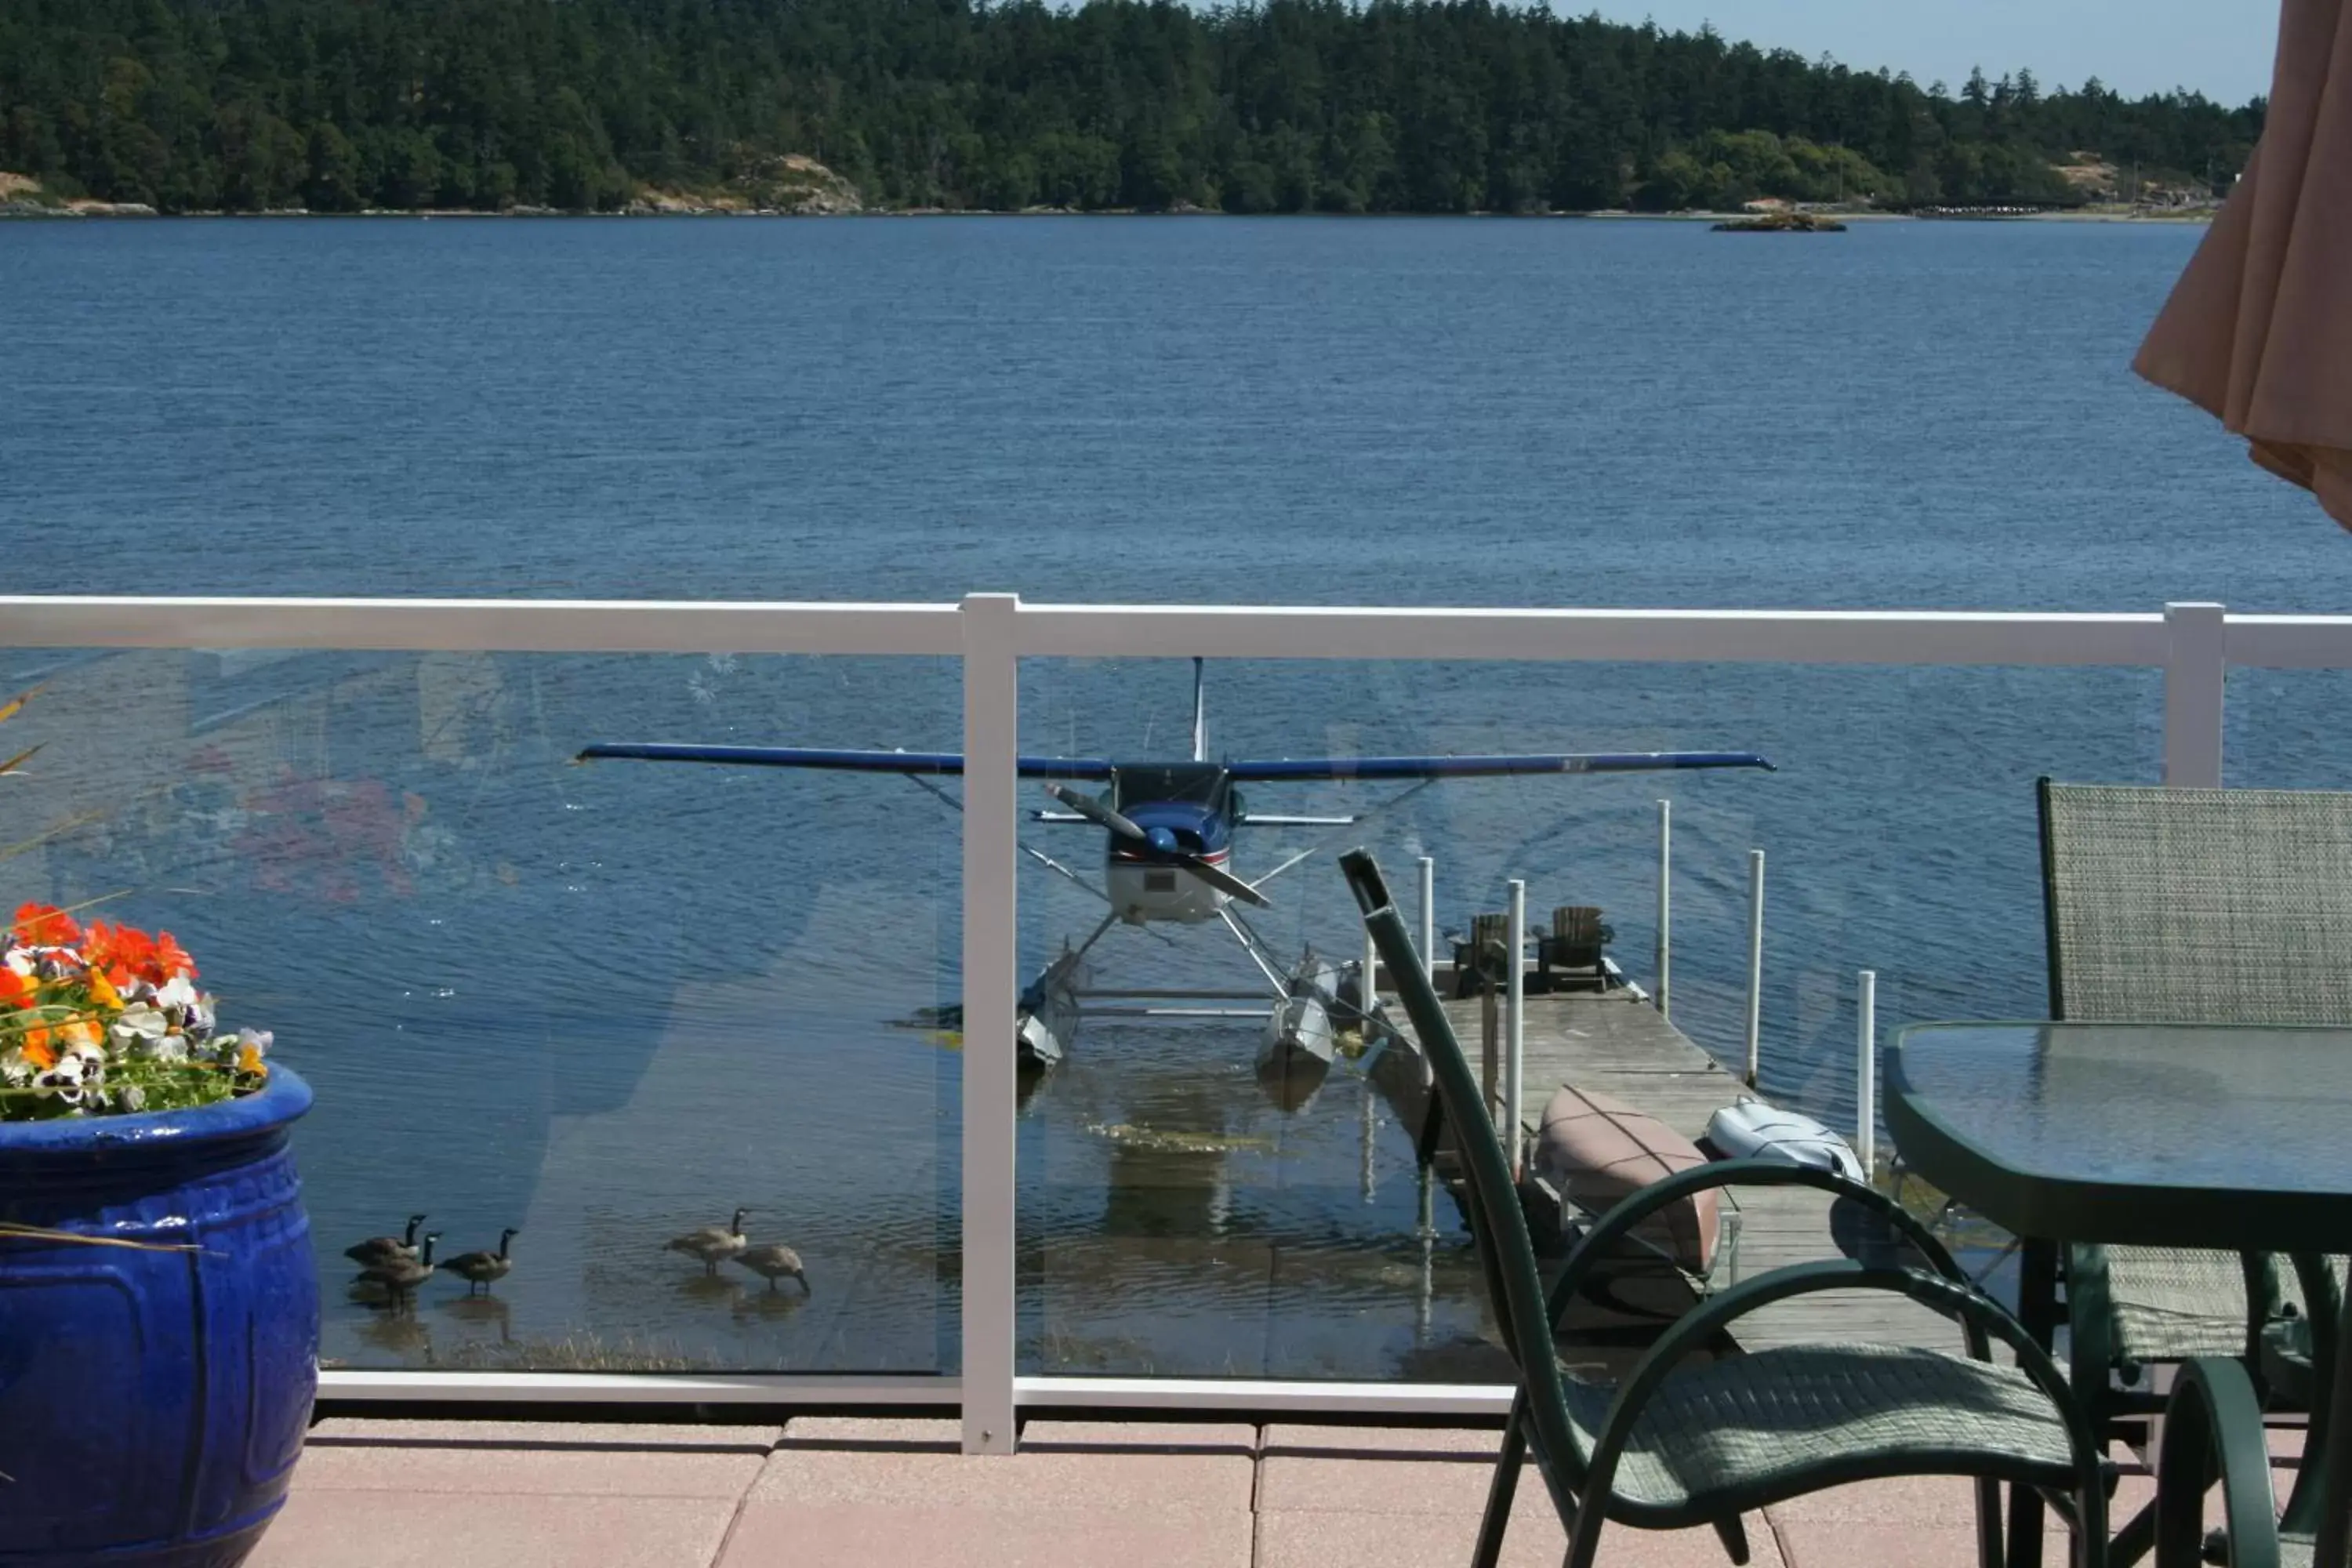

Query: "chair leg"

xmin=2105 ymin=1496 xmax=2155 ymax=1567
xmin=1472 ymin=1400 xmax=1526 ymax=1568
xmin=1973 ymin=1475 xmax=2006 ymax=1568
xmin=1710 ymin=1513 xmax=1751 ymax=1565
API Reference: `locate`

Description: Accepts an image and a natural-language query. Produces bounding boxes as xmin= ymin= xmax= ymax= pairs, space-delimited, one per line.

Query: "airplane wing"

xmin=574 ymin=743 xmax=1116 ymax=779
xmin=1222 ymin=751 xmax=1773 ymax=781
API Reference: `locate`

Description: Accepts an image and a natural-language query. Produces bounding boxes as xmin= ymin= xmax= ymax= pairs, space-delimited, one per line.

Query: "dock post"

xmin=1481 ymin=987 xmax=1499 ymax=1114
xmin=1360 ymin=1078 xmax=1377 ymax=1203
xmin=1363 ymin=926 xmax=1380 ymax=1025
xmin=1415 ymin=1163 xmax=1436 ymax=1343
xmin=1655 ymin=800 xmax=1671 ymax=1020
xmin=1857 ymin=970 xmax=1878 ymax=1181
xmin=1744 ymin=850 xmax=1766 ymax=1088
xmin=1417 ymin=855 xmax=1436 ymax=982
xmin=1507 ymin=878 xmax=1526 ymax=1181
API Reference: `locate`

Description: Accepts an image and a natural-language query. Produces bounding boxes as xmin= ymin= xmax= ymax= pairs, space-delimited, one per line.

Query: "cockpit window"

xmin=1111 ymin=764 xmax=1229 ymax=810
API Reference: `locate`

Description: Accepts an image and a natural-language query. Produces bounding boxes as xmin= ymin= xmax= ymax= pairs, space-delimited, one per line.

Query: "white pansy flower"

xmin=154 ymin=976 xmax=200 ymax=1011
xmin=234 ymin=1029 xmax=273 ymax=1060
xmin=111 ymin=1003 xmax=169 ymax=1048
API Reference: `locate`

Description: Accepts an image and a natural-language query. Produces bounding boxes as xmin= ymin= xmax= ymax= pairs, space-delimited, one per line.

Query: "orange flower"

xmin=12 ymin=902 xmax=80 ymax=947
xmin=237 ymin=1042 xmax=267 ymax=1076
xmin=56 ymin=1018 xmax=100 ymax=1051
xmin=85 ymin=968 xmax=122 ymax=1009
xmin=20 ymin=1027 xmax=56 ymax=1071
xmin=0 ymin=968 xmax=34 ymax=1010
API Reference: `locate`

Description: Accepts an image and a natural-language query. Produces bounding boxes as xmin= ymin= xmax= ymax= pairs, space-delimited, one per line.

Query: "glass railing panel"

xmin=0 ymin=644 xmax=959 ymax=1376
xmin=1007 ymin=654 xmax=2161 ymax=1377
xmin=2226 ymin=666 xmax=2352 ymax=791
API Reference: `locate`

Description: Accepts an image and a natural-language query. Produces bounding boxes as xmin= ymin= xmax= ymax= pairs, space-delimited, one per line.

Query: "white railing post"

xmin=1506 ymin=878 xmax=1526 ymax=1180
xmin=2164 ymin=601 xmax=2227 ymax=788
xmin=1744 ymin=850 xmax=1765 ymax=1088
xmin=1856 ymin=970 xmax=1878 ymax=1181
xmin=1655 ymin=800 xmax=1671 ymax=1020
xmin=960 ymin=592 xmax=1021 ymax=1456
xmin=1417 ymin=855 xmax=1437 ymax=981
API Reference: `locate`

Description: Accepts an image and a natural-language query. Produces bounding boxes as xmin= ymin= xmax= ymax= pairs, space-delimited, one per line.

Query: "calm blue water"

xmin=0 ymin=216 xmax=2343 ymax=1379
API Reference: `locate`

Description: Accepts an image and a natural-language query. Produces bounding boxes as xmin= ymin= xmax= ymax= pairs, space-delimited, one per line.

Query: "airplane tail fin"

xmin=1190 ymin=657 xmax=1207 ymax=762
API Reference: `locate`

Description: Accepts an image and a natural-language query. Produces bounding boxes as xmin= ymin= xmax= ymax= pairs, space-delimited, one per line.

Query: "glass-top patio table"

xmin=1887 ymin=1022 xmax=2352 ymax=1568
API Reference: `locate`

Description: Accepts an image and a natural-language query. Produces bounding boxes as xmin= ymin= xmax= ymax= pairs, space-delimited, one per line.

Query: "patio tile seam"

xmin=293 ymin=1479 xmax=759 ymax=1501
xmin=703 ymin=1476 xmax=764 ymax=1568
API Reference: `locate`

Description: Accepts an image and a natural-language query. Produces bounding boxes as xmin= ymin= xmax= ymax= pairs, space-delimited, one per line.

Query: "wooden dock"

xmin=1370 ymin=973 xmax=1956 ymax=1357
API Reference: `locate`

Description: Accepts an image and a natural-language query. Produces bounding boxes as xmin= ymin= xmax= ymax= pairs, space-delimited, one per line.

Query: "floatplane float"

xmin=578 ymin=661 xmax=1773 ymax=1104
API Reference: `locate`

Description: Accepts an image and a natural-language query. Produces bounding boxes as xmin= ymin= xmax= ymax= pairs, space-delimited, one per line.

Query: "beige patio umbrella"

xmin=2134 ymin=0 xmax=2352 ymax=531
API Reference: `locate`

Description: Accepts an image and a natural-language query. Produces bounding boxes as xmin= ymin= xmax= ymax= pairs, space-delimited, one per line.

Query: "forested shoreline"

xmin=0 ymin=0 xmax=2265 ymax=216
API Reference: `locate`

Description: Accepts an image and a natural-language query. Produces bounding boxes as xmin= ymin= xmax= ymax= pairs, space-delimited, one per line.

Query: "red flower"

xmin=11 ymin=902 xmax=81 ymax=948
xmin=150 ymin=931 xmax=196 ymax=982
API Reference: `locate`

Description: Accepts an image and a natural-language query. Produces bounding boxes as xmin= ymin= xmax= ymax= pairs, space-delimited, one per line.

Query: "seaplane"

xmin=577 ymin=662 xmax=1770 ymax=1104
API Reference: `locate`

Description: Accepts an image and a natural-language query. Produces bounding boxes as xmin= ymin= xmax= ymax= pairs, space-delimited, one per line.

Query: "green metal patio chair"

xmin=1342 ymin=848 xmax=2111 ymax=1568
xmin=2039 ymin=781 xmax=2352 ymax=1560
xmin=2151 ymin=1353 xmax=2313 ymax=1568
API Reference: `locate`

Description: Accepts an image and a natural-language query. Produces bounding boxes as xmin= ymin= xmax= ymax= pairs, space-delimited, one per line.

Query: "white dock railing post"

xmin=1417 ymin=855 xmax=1437 ymax=981
xmin=1856 ymin=970 xmax=1878 ymax=1183
xmin=2164 ymin=601 xmax=2227 ymax=788
xmin=959 ymin=593 xmax=1020 ymax=1456
xmin=1507 ymin=879 xmax=1527 ymax=1181
xmin=1744 ymin=850 xmax=1766 ymax=1088
xmin=1655 ymin=800 xmax=1671 ymax=1020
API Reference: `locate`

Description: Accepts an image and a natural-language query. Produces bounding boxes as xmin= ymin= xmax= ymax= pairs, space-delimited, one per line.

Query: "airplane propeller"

xmin=1041 ymin=781 xmax=1148 ymax=843
xmin=1041 ymin=782 xmax=1270 ymax=909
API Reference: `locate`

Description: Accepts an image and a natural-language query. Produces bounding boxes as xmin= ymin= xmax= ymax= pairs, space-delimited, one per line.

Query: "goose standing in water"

xmin=733 ymin=1243 xmax=809 ymax=1294
xmin=356 ymin=1232 xmax=440 ymax=1308
xmin=441 ymin=1228 xmax=519 ymax=1297
xmin=666 ymin=1209 xmax=750 ymax=1276
xmin=344 ymin=1213 xmax=428 ymax=1269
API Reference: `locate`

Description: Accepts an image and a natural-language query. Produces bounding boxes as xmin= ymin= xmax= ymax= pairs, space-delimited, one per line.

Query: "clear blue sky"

xmin=1587 ymin=2 xmax=2280 ymax=104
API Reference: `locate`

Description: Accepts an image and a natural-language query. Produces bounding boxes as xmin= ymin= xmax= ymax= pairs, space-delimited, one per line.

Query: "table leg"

xmin=2009 ymin=1236 xmax=2060 ymax=1568
xmin=2312 ymin=1261 xmax=2352 ymax=1568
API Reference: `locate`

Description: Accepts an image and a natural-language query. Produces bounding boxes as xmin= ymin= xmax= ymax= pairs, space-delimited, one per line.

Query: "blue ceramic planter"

xmin=0 ymin=1068 xmax=318 ymax=1568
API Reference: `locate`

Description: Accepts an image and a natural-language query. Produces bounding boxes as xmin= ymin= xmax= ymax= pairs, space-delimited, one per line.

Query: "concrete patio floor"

xmin=249 ymin=1415 xmax=2291 ymax=1567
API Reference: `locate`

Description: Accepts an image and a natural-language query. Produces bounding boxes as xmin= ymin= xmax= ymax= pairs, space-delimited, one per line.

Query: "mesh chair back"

xmin=2041 ymin=781 xmax=2352 ymax=1025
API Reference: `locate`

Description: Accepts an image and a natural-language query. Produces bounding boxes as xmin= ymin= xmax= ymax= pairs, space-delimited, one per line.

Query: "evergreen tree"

xmin=0 ymin=0 xmax=2265 ymax=216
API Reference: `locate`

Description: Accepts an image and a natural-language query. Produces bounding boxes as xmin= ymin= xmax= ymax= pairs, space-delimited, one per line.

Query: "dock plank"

xmin=1377 ymin=983 xmax=1955 ymax=1354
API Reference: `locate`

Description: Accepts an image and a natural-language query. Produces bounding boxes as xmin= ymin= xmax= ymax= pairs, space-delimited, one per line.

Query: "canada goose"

xmin=733 ymin=1243 xmax=809 ymax=1294
xmin=356 ymin=1232 xmax=440 ymax=1305
xmin=440 ymin=1228 xmax=518 ymax=1296
xmin=666 ymin=1208 xmax=750 ymax=1276
xmin=344 ymin=1213 xmax=428 ymax=1268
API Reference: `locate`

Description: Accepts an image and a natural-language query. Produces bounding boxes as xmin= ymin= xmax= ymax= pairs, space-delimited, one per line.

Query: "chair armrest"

xmin=2153 ymin=1358 xmax=2285 ymax=1568
xmin=1548 ymin=1158 xmax=1969 ymax=1330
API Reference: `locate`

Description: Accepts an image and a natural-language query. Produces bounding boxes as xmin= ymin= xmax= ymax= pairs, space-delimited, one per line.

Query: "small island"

xmin=1713 ymin=211 xmax=1849 ymax=233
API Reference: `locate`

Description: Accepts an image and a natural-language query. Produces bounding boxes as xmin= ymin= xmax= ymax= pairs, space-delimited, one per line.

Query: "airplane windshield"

xmin=1112 ymin=764 xmax=1227 ymax=809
